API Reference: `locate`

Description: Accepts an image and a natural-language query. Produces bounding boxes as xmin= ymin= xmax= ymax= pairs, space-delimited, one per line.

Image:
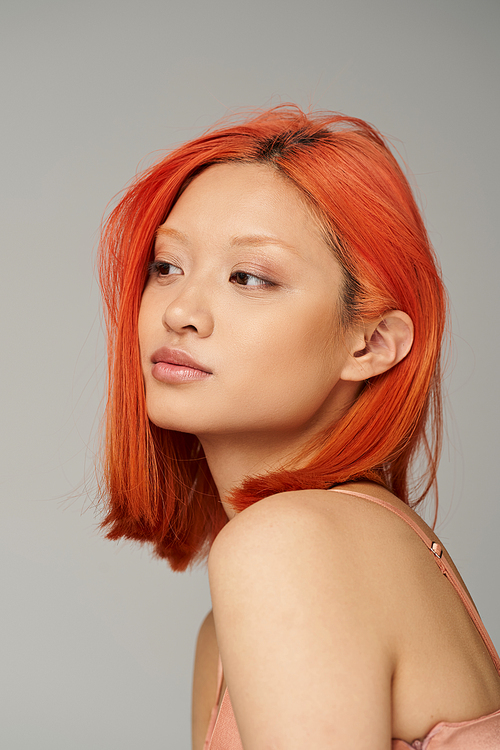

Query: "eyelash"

xmin=229 ymin=271 xmax=275 ymax=288
xmin=148 ymin=261 xmax=275 ymax=288
xmin=148 ymin=261 xmax=181 ymax=278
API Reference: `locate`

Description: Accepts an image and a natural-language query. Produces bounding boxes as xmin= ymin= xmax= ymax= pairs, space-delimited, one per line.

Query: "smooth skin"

xmin=201 ymin=485 xmax=500 ymax=749
xmin=139 ymin=162 xmax=412 ymax=508
xmin=137 ymin=163 xmax=500 ymax=749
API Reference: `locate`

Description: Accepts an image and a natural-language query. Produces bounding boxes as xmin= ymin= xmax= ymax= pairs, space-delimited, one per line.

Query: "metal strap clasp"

xmin=431 ymin=541 xmax=443 ymax=558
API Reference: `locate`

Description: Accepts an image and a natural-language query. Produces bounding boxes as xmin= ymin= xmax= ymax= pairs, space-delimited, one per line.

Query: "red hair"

xmin=98 ymin=105 xmax=447 ymax=570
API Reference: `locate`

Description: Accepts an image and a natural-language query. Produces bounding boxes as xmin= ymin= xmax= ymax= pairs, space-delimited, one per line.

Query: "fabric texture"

xmin=204 ymin=488 xmax=500 ymax=749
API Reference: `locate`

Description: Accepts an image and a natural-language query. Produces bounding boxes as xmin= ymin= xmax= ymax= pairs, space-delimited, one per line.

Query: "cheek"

xmin=138 ymin=294 xmax=157 ymax=358
xmin=229 ymin=305 xmax=341 ymax=394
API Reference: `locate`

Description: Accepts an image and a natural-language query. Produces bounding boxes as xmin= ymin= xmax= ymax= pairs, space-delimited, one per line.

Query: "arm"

xmin=208 ymin=491 xmax=395 ymax=750
xmin=192 ymin=610 xmax=219 ymax=750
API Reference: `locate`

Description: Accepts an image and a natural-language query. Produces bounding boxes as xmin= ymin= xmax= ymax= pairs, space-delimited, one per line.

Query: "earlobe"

xmin=341 ymin=311 xmax=414 ymax=382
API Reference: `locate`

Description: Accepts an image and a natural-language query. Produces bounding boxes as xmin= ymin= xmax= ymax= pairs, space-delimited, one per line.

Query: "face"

xmin=139 ymin=162 xmax=358 ymax=450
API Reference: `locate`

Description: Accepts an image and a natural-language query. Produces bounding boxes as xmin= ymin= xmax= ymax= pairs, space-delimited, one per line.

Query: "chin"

xmin=145 ymin=406 xmax=212 ymax=436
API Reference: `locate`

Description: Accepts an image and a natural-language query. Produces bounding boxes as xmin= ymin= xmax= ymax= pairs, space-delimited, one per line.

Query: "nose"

xmin=162 ymin=284 xmax=214 ymax=338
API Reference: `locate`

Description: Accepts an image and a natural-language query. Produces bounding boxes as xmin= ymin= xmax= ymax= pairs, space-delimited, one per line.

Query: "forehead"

xmin=159 ymin=161 xmax=329 ymax=260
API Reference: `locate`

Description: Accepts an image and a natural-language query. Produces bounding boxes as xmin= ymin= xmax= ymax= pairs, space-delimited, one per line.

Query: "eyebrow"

xmin=229 ymin=234 xmax=303 ymax=257
xmin=155 ymin=226 xmax=189 ymax=243
xmin=156 ymin=226 xmax=303 ymax=259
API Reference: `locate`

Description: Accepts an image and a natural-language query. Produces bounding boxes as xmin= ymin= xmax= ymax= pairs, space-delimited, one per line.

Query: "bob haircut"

xmin=98 ymin=105 xmax=447 ymax=571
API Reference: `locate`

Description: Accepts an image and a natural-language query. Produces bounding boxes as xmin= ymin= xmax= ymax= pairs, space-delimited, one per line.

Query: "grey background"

xmin=1 ymin=0 xmax=499 ymax=748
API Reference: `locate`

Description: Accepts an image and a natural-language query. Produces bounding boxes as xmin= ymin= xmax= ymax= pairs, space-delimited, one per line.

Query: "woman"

xmin=97 ymin=106 xmax=500 ymax=749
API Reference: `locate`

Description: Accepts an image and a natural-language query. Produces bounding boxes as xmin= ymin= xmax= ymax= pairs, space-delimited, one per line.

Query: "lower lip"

xmin=152 ymin=361 xmax=212 ymax=384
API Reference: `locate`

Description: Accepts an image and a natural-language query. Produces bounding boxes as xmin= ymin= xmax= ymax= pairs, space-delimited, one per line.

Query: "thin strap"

xmin=215 ymin=654 xmax=224 ymax=705
xmin=202 ymin=656 xmax=226 ymax=750
xmin=329 ymin=488 xmax=500 ymax=673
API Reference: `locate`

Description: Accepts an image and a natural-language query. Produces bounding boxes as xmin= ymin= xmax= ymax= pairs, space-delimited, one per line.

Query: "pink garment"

xmin=204 ymin=489 xmax=500 ymax=749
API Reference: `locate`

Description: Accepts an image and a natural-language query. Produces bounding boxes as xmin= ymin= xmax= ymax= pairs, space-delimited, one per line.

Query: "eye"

xmin=148 ymin=260 xmax=183 ymax=278
xmin=230 ymin=271 xmax=274 ymax=287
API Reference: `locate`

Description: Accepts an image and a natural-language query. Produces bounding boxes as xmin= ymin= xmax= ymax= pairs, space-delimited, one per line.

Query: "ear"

xmin=340 ymin=310 xmax=414 ymax=382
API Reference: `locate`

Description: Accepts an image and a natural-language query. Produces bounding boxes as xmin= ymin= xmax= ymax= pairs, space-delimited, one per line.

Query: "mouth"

xmin=150 ymin=347 xmax=213 ymax=383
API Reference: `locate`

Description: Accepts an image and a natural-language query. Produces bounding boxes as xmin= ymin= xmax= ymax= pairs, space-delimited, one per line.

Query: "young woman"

xmin=97 ymin=106 xmax=500 ymax=749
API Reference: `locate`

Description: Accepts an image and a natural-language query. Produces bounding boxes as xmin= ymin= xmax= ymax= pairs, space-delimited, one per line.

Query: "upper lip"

xmin=151 ymin=347 xmax=213 ymax=374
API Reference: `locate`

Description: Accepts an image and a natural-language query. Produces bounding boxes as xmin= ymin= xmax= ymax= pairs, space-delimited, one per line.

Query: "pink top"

xmin=203 ymin=489 xmax=500 ymax=749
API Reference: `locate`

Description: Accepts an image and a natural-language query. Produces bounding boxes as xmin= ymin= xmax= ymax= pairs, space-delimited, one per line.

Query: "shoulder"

xmin=207 ymin=488 xmax=400 ymax=746
xmin=210 ymin=486 xmax=368 ymax=553
xmin=209 ymin=484 xmax=422 ymax=582
xmin=208 ymin=485 xmax=411 ymax=657
xmin=210 ymin=489 xmax=335 ymax=561
xmin=208 ymin=489 xmax=357 ymax=598
xmin=208 ymin=484 xmax=443 ymax=656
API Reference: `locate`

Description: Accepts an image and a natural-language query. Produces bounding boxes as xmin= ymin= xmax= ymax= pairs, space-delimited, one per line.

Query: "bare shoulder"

xmin=208 ymin=484 xmax=440 ymax=636
xmin=192 ymin=609 xmax=219 ymax=750
xmin=208 ymin=485 xmax=500 ymax=746
xmin=209 ymin=483 xmax=428 ymax=588
xmin=208 ymin=487 xmax=386 ymax=610
xmin=210 ymin=485 xmax=378 ymax=555
xmin=209 ymin=488 xmax=343 ymax=560
xmin=208 ymin=487 xmax=400 ymax=748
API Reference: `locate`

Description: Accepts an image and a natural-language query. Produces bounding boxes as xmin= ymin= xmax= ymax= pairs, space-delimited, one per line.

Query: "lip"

xmin=150 ymin=347 xmax=213 ymax=383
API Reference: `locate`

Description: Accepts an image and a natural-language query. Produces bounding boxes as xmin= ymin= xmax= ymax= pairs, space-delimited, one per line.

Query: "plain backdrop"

xmin=1 ymin=1 xmax=499 ymax=747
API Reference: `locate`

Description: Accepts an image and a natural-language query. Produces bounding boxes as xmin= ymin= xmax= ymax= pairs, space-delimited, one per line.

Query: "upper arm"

xmin=192 ymin=610 xmax=219 ymax=750
xmin=208 ymin=492 xmax=395 ymax=750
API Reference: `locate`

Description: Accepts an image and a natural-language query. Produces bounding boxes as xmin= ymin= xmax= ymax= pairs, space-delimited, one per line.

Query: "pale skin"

xmin=138 ymin=162 xmax=500 ymax=749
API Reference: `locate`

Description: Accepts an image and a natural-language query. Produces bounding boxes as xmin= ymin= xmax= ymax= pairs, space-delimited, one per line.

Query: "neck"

xmin=198 ymin=429 xmax=316 ymax=519
xmin=196 ymin=380 xmax=362 ymax=519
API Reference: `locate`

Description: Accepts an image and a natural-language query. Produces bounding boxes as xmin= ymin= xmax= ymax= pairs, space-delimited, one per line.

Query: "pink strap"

xmin=215 ymin=652 xmax=224 ymax=704
xmin=329 ymin=488 xmax=500 ymax=673
xmin=203 ymin=654 xmax=226 ymax=750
